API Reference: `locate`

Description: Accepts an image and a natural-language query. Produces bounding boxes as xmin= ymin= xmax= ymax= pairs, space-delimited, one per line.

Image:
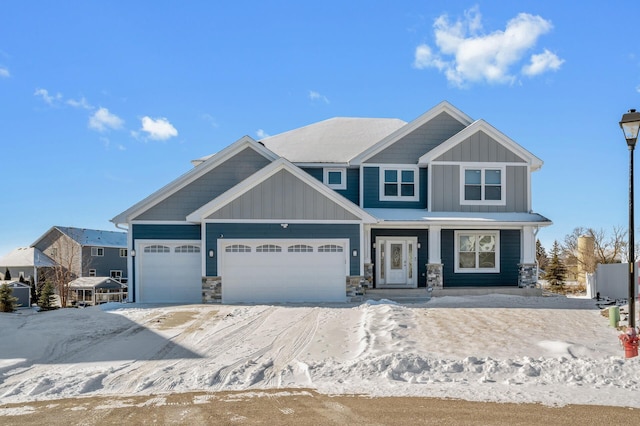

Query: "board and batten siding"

xmin=134 ymin=147 xmax=272 ymax=221
xmin=433 ymin=130 xmax=527 ymax=163
xmin=441 ymin=229 xmax=520 ymax=287
xmin=366 ymin=112 xmax=466 ymax=164
xmin=206 ymin=169 xmax=359 ymax=221
xmin=430 ymin=164 xmax=528 ymax=212
xmin=205 ymin=223 xmax=360 ymax=276
xmin=302 ymin=167 xmax=359 ymax=204
xmin=363 ymin=167 xmax=428 ymax=209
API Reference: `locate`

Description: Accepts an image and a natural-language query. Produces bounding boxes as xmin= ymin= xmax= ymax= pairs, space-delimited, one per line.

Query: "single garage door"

xmin=219 ymin=239 xmax=349 ymax=303
xmin=136 ymin=240 xmax=202 ymax=303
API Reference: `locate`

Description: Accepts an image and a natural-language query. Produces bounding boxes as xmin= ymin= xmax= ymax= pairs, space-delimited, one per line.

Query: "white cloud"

xmin=201 ymin=113 xmax=219 ymax=128
xmin=140 ymin=116 xmax=178 ymax=140
xmin=89 ymin=107 xmax=124 ymax=132
xmin=309 ymin=90 xmax=330 ymax=104
xmin=414 ymin=6 xmax=562 ymax=87
xmin=67 ymin=97 xmax=93 ymax=110
xmin=34 ymin=88 xmax=62 ymax=105
xmin=522 ymin=49 xmax=564 ymax=76
xmin=256 ymin=129 xmax=269 ymax=139
xmin=0 ymin=67 xmax=9 ymax=78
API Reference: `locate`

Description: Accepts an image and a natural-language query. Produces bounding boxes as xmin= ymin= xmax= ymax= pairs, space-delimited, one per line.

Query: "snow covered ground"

xmin=1 ymin=294 xmax=638 ymax=409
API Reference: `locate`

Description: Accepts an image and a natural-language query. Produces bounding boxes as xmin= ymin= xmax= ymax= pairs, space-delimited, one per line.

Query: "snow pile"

xmin=1 ymin=295 xmax=638 ymax=408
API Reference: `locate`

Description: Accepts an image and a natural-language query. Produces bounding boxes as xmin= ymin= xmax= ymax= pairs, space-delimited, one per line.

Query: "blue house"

xmin=111 ymin=101 xmax=551 ymax=304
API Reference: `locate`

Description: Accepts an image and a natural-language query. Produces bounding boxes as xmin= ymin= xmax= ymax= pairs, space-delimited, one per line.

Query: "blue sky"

xmin=1 ymin=1 xmax=639 ymax=257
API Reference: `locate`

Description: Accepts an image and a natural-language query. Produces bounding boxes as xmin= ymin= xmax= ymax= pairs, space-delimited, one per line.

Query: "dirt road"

xmin=1 ymin=389 xmax=636 ymax=425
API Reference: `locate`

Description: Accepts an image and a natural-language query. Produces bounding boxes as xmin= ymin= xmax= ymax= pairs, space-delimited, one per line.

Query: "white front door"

xmin=376 ymin=237 xmax=417 ymax=288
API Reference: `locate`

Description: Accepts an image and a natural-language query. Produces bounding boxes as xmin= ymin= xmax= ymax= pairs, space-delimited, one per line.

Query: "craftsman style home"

xmin=111 ymin=101 xmax=551 ymax=304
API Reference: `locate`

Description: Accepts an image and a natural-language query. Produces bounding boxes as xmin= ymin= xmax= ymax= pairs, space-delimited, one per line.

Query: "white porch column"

xmin=363 ymin=224 xmax=371 ymax=263
xmin=428 ymin=226 xmax=442 ymax=264
xmin=521 ymin=226 xmax=537 ymax=264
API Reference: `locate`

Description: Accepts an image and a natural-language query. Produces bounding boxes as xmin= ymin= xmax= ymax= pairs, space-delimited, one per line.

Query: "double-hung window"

xmin=461 ymin=165 xmax=505 ymax=205
xmin=380 ymin=167 xmax=419 ymax=201
xmin=455 ymin=231 xmax=500 ymax=273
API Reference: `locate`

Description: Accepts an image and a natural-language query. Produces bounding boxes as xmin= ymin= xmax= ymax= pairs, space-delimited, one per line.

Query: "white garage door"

xmin=136 ymin=240 xmax=202 ymax=303
xmin=219 ymin=239 xmax=349 ymax=303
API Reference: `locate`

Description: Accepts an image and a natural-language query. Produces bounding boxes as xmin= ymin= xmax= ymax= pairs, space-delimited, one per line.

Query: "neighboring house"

xmin=0 ymin=246 xmax=57 ymax=284
xmin=111 ymin=101 xmax=551 ymax=304
xmin=0 ymin=280 xmax=31 ymax=308
xmin=32 ymin=226 xmax=128 ymax=283
xmin=69 ymin=276 xmax=128 ymax=305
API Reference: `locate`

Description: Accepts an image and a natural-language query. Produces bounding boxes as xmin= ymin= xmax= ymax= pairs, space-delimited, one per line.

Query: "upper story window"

xmin=323 ymin=168 xmax=346 ymax=190
xmin=91 ymin=247 xmax=104 ymax=257
xmin=119 ymin=248 xmax=128 ymax=257
xmin=379 ymin=166 xmax=419 ymax=202
xmin=461 ymin=165 xmax=506 ymax=206
xmin=455 ymin=231 xmax=500 ymax=273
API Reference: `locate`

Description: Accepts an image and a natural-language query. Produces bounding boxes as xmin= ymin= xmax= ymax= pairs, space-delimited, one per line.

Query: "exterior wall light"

xmin=209 ymin=250 xmax=215 ymax=258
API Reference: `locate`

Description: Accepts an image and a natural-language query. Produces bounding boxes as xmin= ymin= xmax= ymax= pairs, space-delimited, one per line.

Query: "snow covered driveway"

xmin=1 ymin=295 xmax=638 ymax=408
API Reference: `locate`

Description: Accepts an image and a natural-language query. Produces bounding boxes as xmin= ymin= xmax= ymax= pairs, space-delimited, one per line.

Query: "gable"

xmin=134 ymin=147 xmax=272 ymax=221
xmin=205 ymin=169 xmax=360 ymax=221
xmin=366 ymin=112 xmax=467 ymax=164
xmin=419 ymin=120 xmax=542 ymax=170
xmin=434 ymin=130 xmax=526 ymax=163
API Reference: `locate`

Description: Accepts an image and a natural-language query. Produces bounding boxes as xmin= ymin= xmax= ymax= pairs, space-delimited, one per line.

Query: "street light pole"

xmin=619 ymin=109 xmax=640 ymax=329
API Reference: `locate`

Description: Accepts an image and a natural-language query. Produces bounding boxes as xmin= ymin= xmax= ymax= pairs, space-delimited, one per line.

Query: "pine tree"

xmin=536 ymin=239 xmax=548 ymax=271
xmin=545 ymin=240 xmax=567 ymax=289
xmin=0 ymin=283 xmax=18 ymax=313
xmin=4 ymin=267 xmax=11 ymax=280
xmin=38 ymin=281 xmax=56 ymax=311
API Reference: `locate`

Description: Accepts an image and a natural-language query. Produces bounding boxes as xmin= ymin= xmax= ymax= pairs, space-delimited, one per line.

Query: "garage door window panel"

xmin=175 ymin=245 xmax=200 ymax=253
xmin=144 ymin=245 xmax=170 ymax=253
xmin=225 ymin=244 xmax=251 ymax=252
xmin=256 ymin=244 xmax=282 ymax=252
xmin=288 ymin=244 xmax=313 ymax=252
xmin=318 ymin=244 xmax=343 ymax=252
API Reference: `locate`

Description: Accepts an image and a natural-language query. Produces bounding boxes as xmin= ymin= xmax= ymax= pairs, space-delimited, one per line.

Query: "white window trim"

xmin=89 ymin=269 xmax=97 ymax=277
xmin=460 ymin=164 xmax=506 ymax=206
xmin=110 ymin=270 xmax=123 ymax=279
xmin=119 ymin=248 xmax=128 ymax=257
xmin=379 ymin=166 xmax=419 ymax=202
xmin=323 ymin=167 xmax=347 ymax=190
xmin=454 ymin=231 xmax=500 ymax=273
xmin=91 ymin=247 xmax=104 ymax=257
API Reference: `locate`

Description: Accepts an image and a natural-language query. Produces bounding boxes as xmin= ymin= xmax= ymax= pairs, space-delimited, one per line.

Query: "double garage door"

xmin=136 ymin=239 xmax=349 ymax=304
xmin=219 ymin=239 xmax=349 ymax=303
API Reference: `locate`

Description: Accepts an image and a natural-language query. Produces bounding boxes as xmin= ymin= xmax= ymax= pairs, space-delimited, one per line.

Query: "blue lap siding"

xmin=441 ymin=229 xmax=520 ymax=287
xmin=205 ymin=223 xmax=360 ymax=276
xmin=302 ymin=167 xmax=360 ymax=204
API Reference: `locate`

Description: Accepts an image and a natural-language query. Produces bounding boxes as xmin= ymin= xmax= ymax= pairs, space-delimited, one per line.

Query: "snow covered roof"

xmin=365 ymin=209 xmax=552 ymax=226
xmin=0 ymin=280 xmax=30 ymax=288
xmin=0 ymin=247 xmax=56 ymax=267
xmin=69 ymin=276 xmax=126 ymax=289
xmin=260 ymin=117 xmax=407 ymax=164
xmin=44 ymin=227 xmax=127 ymax=248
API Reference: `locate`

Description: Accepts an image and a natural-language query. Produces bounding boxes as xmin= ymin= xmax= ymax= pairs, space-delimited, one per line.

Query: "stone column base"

xmin=518 ymin=263 xmax=538 ymax=288
xmin=427 ymin=263 xmax=443 ymax=289
xmin=202 ymin=277 xmax=222 ymax=303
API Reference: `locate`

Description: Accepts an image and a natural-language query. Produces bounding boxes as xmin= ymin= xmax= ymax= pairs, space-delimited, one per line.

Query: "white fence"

xmin=588 ymin=262 xmax=640 ymax=300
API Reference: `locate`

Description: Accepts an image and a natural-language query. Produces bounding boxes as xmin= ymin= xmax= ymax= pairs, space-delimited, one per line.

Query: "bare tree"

xmin=42 ymin=229 xmax=83 ymax=308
